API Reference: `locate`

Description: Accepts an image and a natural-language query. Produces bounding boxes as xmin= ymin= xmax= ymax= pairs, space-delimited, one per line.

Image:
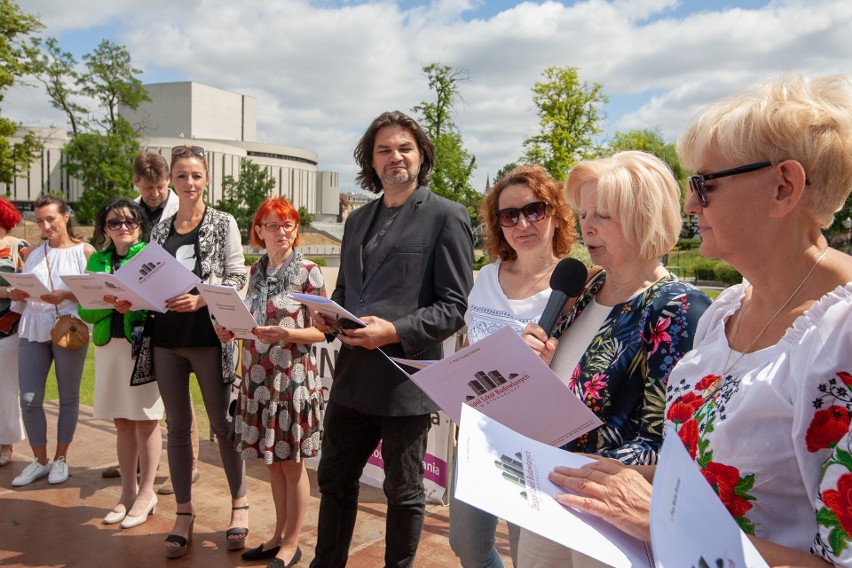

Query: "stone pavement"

xmin=0 ymin=401 xmax=514 ymax=567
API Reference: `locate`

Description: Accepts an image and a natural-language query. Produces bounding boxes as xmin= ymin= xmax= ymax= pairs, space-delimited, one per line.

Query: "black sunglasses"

xmin=106 ymin=218 xmax=140 ymax=231
xmin=171 ymin=145 xmax=205 ymax=158
xmin=687 ymin=161 xmax=772 ymax=207
xmin=496 ymin=201 xmax=548 ymax=227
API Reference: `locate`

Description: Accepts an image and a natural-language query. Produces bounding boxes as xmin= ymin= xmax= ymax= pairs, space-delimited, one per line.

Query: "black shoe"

xmin=101 ymin=466 xmax=121 ymax=478
xmin=242 ymin=544 xmax=281 ymax=561
xmin=267 ymin=547 xmax=301 ymax=568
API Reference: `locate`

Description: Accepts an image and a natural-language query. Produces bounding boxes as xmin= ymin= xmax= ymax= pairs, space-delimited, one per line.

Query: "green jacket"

xmin=77 ymin=242 xmax=148 ymax=346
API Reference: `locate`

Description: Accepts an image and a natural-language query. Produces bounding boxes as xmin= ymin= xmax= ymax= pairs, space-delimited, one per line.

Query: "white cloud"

xmin=7 ymin=0 xmax=852 ymax=192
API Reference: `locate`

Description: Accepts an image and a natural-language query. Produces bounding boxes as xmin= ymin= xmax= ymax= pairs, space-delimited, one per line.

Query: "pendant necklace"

xmin=709 ymin=248 xmax=829 ymax=396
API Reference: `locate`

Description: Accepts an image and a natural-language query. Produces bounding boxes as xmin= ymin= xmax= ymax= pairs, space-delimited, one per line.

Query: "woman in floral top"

xmin=519 ymin=151 xmax=711 ymax=565
xmin=546 ymin=74 xmax=852 ymax=567
xmin=215 ymin=197 xmax=325 ymax=568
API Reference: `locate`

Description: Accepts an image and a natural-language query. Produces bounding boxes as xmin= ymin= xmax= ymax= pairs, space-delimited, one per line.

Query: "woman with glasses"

xmin=519 ymin=151 xmax=711 ymax=566
xmin=133 ymin=145 xmax=248 ymax=558
xmin=449 ymin=164 xmax=577 ymax=568
xmin=78 ymin=199 xmax=163 ymax=528
xmin=214 ymin=197 xmax=325 ymax=568
xmin=543 ymin=75 xmax=852 ymax=567
xmin=9 ymin=195 xmax=94 ymax=487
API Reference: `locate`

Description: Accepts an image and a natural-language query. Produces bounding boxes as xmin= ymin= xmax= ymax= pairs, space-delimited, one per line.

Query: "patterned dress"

xmin=665 ymin=281 xmax=852 ymax=564
xmin=233 ymin=252 xmax=326 ymax=464
xmin=553 ymin=272 xmax=711 ymax=464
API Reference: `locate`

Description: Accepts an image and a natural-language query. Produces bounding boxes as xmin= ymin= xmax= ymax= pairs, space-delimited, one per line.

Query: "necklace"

xmin=712 ymin=248 xmax=829 ymax=394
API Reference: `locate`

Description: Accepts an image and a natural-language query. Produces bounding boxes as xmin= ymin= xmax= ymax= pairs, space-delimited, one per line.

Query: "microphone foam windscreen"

xmin=549 ymin=257 xmax=588 ymax=297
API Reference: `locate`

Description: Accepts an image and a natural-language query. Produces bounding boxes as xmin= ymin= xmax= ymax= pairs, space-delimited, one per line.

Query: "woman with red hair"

xmin=216 ymin=197 xmax=326 ymax=568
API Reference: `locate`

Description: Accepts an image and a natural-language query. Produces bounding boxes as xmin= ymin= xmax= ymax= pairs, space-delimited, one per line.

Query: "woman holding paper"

xmin=215 ymin=196 xmax=326 ymax=567
xmin=8 ymin=195 xmax=94 ymax=487
xmin=133 ymin=145 xmax=248 ymax=558
xmin=77 ymin=198 xmax=163 ymax=527
xmin=519 ymin=151 xmax=711 ymax=566
xmin=450 ymin=164 xmax=577 ymax=568
xmin=542 ymin=75 xmax=852 ymax=567
xmin=0 ymin=197 xmax=28 ymax=468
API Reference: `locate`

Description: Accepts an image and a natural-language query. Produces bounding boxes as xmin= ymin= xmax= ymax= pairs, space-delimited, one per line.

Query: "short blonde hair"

xmin=677 ymin=74 xmax=852 ymax=228
xmin=566 ymin=151 xmax=682 ymax=260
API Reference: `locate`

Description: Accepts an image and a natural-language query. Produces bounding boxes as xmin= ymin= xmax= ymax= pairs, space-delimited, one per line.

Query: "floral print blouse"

xmin=553 ymin=271 xmax=711 ymax=464
xmin=664 ymin=281 xmax=852 ymax=565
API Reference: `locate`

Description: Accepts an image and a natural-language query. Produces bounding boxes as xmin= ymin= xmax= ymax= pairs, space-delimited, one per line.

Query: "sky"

xmin=6 ymin=0 xmax=852 ymax=195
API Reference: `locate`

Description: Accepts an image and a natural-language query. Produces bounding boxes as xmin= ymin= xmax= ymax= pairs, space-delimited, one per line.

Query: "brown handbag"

xmin=43 ymin=243 xmax=89 ymax=350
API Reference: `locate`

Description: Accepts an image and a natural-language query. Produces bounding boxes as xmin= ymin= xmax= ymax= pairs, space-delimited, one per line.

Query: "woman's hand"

xmin=522 ymin=322 xmax=558 ymax=366
xmin=309 ymin=309 xmax=335 ymax=334
xmin=165 ymin=293 xmax=206 ymax=312
xmin=103 ymin=295 xmax=133 ymax=314
xmin=548 ymin=456 xmax=652 ymax=543
xmin=252 ymin=325 xmax=290 ymax=344
xmin=39 ymin=290 xmax=73 ymax=305
xmin=215 ymin=324 xmax=235 ymax=343
xmin=8 ymin=287 xmax=28 ymax=302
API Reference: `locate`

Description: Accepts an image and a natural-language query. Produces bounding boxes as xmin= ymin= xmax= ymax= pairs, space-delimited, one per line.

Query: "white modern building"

xmin=1 ymin=82 xmax=339 ymax=221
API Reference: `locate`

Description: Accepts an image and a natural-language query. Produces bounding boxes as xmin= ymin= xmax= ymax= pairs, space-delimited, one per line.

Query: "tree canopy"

xmin=0 ymin=0 xmax=43 ymax=187
xmin=216 ymin=159 xmax=277 ymax=243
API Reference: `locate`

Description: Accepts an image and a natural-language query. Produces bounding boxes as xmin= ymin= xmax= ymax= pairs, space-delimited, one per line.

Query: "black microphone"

xmin=537 ymin=258 xmax=588 ymax=337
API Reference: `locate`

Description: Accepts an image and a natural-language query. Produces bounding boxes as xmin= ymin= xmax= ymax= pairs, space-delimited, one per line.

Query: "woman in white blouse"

xmin=9 ymin=195 xmax=94 ymax=487
xmin=450 ymin=164 xmax=577 ymax=568
xmin=545 ymin=74 xmax=852 ymax=567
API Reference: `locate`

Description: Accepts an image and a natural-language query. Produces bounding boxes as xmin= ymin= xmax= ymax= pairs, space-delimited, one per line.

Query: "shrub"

xmin=307 ymin=256 xmax=327 ymax=267
xmin=713 ymin=261 xmax=742 ymax=285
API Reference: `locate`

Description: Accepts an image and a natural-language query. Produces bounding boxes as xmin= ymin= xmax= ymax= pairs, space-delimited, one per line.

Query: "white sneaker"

xmin=48 ymin=457 xmax=69 ymax=484
xmin=12 ymin=459 xmax=51 ymax=487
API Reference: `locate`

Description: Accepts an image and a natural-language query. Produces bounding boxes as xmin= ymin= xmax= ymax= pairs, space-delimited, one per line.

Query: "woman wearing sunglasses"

xmin=132 ymin=144 xmax=248 ymax=558
xmin=78 ymin=199 xmax=163 ymax=528
xmin=542 ymin=75 xmax=852 ymax=567
xmin=519 ymin=151 xmax=711 ymax=566
xmin=449 ymin=164 xmax=577 ymax=568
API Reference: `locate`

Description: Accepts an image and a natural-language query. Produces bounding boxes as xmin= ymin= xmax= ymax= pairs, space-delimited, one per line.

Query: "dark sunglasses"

xmin=496 ymin=201 xmax=548 ymax=227
xmin=106 ymin=218 xmax=140 ymax=231
xmin=171 ymin=145 xmax=205 ymax=158
xmin=687 ymin=161 xmax=772 ymax=207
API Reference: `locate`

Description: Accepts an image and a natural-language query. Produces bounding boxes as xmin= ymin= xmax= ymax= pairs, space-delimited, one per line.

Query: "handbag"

xmin=43 ymin=243 xmax=89 ymax=350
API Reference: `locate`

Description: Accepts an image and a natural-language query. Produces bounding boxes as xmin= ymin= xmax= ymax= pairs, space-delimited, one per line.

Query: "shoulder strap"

xmin=560 ymin=264 xmax=604 ymax=317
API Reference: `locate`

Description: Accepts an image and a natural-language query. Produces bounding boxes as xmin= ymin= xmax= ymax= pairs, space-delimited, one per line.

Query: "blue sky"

xmin=8 ymin=0 xmax=852 ymax=192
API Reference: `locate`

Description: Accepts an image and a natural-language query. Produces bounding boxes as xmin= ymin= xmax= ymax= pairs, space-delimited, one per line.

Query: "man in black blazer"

xmin=310 ymin=111 xmax=474 ymax=568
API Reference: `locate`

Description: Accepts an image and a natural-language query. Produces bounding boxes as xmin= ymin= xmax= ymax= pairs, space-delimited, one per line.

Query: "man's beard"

xmin=380 ymin=168 xmax=417 ymax=187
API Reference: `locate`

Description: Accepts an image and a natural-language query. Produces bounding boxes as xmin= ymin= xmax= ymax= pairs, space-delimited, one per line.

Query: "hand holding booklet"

xmin=196 ymin=283 xmax=258 ymax=340
xmin=2 ymin=272 xmax=52 ymax=298
xmin=287 ymin=292 xmax=365 ymax=328
xmin=60 ymin=243 xmax=200 ymax=312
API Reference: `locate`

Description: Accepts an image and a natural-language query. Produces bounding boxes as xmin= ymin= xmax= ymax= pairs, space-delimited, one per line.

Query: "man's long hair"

xmin=353 ymin=110 xmax=435 ymax=194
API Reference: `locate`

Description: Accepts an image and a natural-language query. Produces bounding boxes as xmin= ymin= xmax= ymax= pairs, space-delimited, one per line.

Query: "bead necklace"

xmin=710 ymin=248 xmax=829 ymax=396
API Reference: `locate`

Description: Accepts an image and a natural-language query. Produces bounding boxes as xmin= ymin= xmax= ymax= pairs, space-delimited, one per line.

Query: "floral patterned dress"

xmin=664 ymin=281 xmax=852 ymax=565
xmin=552 ymin=272 xmax=711 ymax=464
xmin=233 ymin=252 xmax=326 ymax=464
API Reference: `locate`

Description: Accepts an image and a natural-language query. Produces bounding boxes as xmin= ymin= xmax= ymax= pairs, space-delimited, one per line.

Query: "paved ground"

xmin=0 ymin=401 xmax=514 ymax=567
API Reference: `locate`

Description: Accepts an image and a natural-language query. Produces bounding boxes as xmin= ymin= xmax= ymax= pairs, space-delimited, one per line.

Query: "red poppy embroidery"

xmin=822 ymin=472 xmax=852 ymax=536
xmin=806 ymin=406 xmax=851 ymax=452
xmin=838 ymin=372 xmax=852 ymax=387
xmin=702 ymin=461 xmax=754 ymax=518
xmin=695 ymin=374 xmax=721 ymax=391
xmin=667 ymin=391 xmax=705 ymax=423
xmin=677 ymin=418 xmax=699 ymax=459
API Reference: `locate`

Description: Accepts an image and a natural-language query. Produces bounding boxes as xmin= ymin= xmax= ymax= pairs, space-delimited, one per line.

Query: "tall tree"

xmin=522 ymin=66 xmax=607 ymax=180
xmin=0 ymin=0 xmax=43 ymax=187
xmin=606 ymin=128 xmax=686 ymax=181
xmin=216 ymin=159 xmax=277 ymax=243
xmin=34 ymin=39 xmax=150 ymax=222
xmin=412 ymin=63 xmax=480 ymax=223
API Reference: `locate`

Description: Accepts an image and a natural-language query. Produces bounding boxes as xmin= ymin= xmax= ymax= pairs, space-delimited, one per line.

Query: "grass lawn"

xmin=45 ymin=344 xmax=212 ymax=439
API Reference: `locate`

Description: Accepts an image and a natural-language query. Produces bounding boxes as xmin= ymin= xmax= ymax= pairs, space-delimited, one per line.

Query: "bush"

xmin=713 ymin=262 xmax=742 ymax=285
xmin=472 ymin=252 xmax=490 ymax=271
xmin=692 ymin=258 xmax=717 ymax=281
xmin=244 ymin=254 xmax=261 ymax=266
xmin=678 ymin=238 xmax=702 ymax=250
xmin=307 ymin=256 xmax=327 ymax=267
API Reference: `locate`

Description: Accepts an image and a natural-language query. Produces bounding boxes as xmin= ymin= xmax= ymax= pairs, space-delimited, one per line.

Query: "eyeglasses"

xmin=259 ymin=221 xmax=297 ymax=232
xmin=106 ymin=218 xmax=140 ymax=231
xmin=496 ymin=201 xmax=548 ymax=227
xmin=171 ymin=145 xmax=205 ymax=158
xmin=687 ymin=161 xmax=772 ymax=207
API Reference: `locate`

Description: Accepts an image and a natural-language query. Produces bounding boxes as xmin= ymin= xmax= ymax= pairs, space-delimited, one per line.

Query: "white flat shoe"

xmin=103 ymin=505 xmax=127 ymax=525
xmin=12 ymin=459 xmax=51 ymax=487
xmin=121 ymin=496 xmax=157 ymax=529
xmin=48 ymin=457 xmax=69 ymax=484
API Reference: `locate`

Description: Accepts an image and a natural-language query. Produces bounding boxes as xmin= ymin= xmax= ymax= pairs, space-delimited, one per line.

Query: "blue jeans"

xmin=18 ymin=338 xmax=88 ymax=447
xmin=311 ymin=401 xmax=432 ymax=568
xmin=449 ymin=461 xmax=520 ymax=567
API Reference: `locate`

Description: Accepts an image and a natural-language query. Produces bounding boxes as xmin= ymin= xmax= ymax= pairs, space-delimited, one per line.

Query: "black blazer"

xmin=330 ymin=186 xmax=474 ymax=416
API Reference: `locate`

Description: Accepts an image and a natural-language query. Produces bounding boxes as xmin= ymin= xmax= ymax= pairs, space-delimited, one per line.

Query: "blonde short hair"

xmin=566 ymin=151 xmax=682 ymax=260
xmin=677 ymin=74 xmax=852 ymax=228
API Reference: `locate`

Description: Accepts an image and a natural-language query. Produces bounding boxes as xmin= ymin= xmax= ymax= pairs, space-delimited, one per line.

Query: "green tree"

xmin=412 ymin=63 xmax=480 ymax=223
xmin=0 ymin=0 xmax=43 ymax=187
xmin=298 ymin=206 xmax=313 ymax=228
xmin=34 ymin=39 xmax=149 ymax=220
xmin=522 ymin=66 xmax=608 ymax=180
xmin=606 ymin=128 xmax=687 ymax=181
xmin=493 ymin=162 xmax=519 ymax=184
xmin=217 ymin=159 xmax=276 ymax=243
